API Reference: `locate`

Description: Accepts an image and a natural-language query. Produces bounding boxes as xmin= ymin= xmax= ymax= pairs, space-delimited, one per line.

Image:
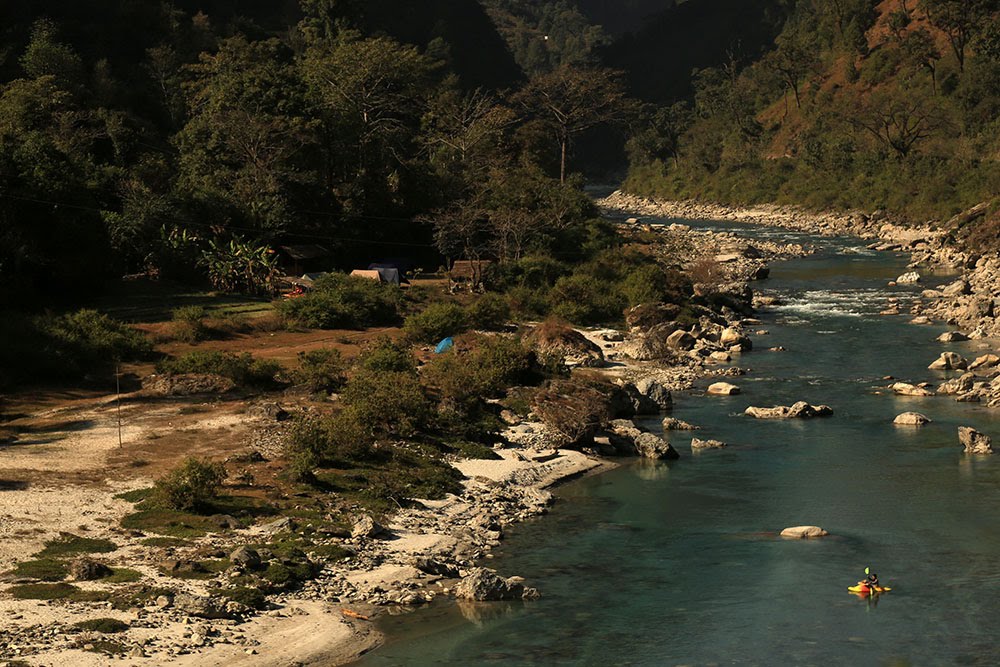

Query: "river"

xmin=354 ymin=216 xmax=1000 ymax=666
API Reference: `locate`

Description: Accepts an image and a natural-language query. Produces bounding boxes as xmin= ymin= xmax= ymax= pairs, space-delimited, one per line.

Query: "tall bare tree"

xmin=514 ymin=65 xmax=631 ymax=184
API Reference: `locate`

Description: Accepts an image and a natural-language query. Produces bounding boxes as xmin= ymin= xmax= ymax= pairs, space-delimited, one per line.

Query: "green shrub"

xmin=0 ymin=309 xmax=152 ymax=387
xmin=293 ymin=348 xmax=346 ymax=392
xmin=170 ymin=306 xmax=209 ymax=342
xmin=10 ymin=558 xmax=68 ymax=582
xmin=423 ymin=336 xmax=534 ymax=403
xmin=8 ymin=583 xmax=108 ymax=601
xmin=341 ymin=369 xmax=430 ymax=437
xmin=285 ymin=410 xmax=375 ymax=477
xmin=466 ymin=294 xmax=511 ymax=331
xmin=403 ymin=302 xmax=468 ymax=343
xmin=356 ymin=337 xmax=416 ymax=374
xmin=277 ymin=274 xmax=401 ymax=329
xmin=620 ymin=264 xmax=691 ymax=307
xmin=154 ymin=458 xmax=227 ymax=512
xmin=549 ymin=274 xmax=627 ymax=325
xmin=73 ymin=618 xmax=129 ymax=633
xmin=363 ymin=449 xmax=464 ymax=504
xmin=38 ymin=534 xmax=117 ymax=558
xmin=43 ymin=310 xmax=153 ymax=365
xmin=156 ymin=351 xmax=279 ymax=386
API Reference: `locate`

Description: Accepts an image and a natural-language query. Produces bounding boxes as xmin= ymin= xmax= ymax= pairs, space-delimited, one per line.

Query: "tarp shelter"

xmin=277 ymin=245 xmax=330 ymax=276
xmin=435 ymin=337 xmax=454 ymax=354
xmin=350 ymin=268 xmax=400 ymax=286
xmin=368 ymin=263 xmax=410 ymax=284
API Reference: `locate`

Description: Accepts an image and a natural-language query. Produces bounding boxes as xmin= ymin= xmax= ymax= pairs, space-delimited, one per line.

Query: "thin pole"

xmin=116 ymin=363 xmax=123 ymax=449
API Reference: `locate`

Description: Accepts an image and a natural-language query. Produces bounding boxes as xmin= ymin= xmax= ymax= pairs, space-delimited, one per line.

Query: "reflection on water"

xmin=354 ymin=221 xmax=1000 ymax=666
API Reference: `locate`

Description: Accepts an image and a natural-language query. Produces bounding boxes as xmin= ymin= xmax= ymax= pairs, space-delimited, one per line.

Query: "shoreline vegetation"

xmin=4 ymin=191 xmax=999 ymax=666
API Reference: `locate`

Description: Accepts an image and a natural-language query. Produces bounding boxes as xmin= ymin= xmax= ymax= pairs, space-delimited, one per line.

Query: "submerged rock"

xmin=691 ymin=437 xmax=726 ymax=451
xmin=893 ymin=412 xmax=931 ymax=426
xmin=958 ymin=426 xmax=993 ymax=454
xmin=780 ymin=526 xmax=829 ymax=539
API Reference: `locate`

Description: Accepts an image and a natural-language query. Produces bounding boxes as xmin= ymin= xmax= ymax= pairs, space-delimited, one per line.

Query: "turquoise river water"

xmin=354 ymin=217 xmax=1000 ymax=666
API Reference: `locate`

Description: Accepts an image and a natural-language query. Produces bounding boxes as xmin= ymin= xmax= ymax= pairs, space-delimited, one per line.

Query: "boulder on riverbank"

xmin=937 ymin=331 xmax=969 ymax=342
xmin=969 ymin=354 xmax=1000 ymax=370
xmin=707 ymin=381 xmax=740 ymax=396
xmin=634 ymin=378 xmax=673 ymax=411
xmin=937 ymin=373 xmax=975 ymax=395
xmin=780 ymin=526 xmax=829 ymax=539
xmin=929 ymin=352 xmax=968 ymax=371
xmin=893 ymin=412 xmax=931 ymax=426
xmin=744 ymin=402 xmax=832 ymax=419
xmin=896 ymin=271 xmax=921 ymax=284
xmin=958 ymin=426 xmax=993 ymax=454
xmin=454 ymin=568 xmax=539 ymax=601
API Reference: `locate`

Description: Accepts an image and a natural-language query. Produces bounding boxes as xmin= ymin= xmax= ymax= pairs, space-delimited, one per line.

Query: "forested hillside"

xmin=0 ymin=1 xmax=627 ymax=306
xmin=624 ymin=0 xmax=1000 ymax=222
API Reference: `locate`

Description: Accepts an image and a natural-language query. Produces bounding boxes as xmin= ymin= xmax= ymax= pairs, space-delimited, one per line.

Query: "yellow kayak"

xmin=848 ymin=583 xmax=891 ymax=594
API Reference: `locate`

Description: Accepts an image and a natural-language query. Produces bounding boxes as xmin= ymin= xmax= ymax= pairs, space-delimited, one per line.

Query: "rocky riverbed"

xmin=8 ymin=193 xmax=999 ymax=666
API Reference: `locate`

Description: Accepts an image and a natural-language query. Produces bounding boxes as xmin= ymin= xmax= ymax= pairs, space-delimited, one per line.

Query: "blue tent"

xmin=434 ymin=337 xmax=454 ymax=354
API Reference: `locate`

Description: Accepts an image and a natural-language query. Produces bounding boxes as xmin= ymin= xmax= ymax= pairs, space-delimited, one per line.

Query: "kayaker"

xmin=864 ymin=568 xmax=879 ymax=589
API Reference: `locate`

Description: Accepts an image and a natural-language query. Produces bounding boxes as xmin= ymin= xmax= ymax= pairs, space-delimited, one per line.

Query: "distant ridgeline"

xmin=620 ymin=0 xmax=1000 ymax=223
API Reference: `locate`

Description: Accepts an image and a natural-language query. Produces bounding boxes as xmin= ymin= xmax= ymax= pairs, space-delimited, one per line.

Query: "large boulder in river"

xmin=707 ymin=382 xmax=740 ymax=396
xmin=896 ymin=271 xmax=921 ymax=284
xmin=958 ymin=426 xmax=993 ymax=454
xmin=893 ymin=412 xmax=931 ymax=426
xmin=634 ymin=433 xmax=680 ymax=460
xmin=455 ymin=568 xmax=538 ymax=601
xmin=780 ymin=526 xmax=829 ymax=539
xmin=929 ymin=352 xmax=968 ymax=371
xmin=745 ymin=402 xmax=832 ymax=419
xmin=891 ymin=382 xmax=935 ymax=397
xmin=662 ymin=417 xmax=699 ymax=431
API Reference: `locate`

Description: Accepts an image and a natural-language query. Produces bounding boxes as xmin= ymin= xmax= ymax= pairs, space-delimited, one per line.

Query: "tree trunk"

xmin=560 ymin=134 xmax=567 ymax=185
